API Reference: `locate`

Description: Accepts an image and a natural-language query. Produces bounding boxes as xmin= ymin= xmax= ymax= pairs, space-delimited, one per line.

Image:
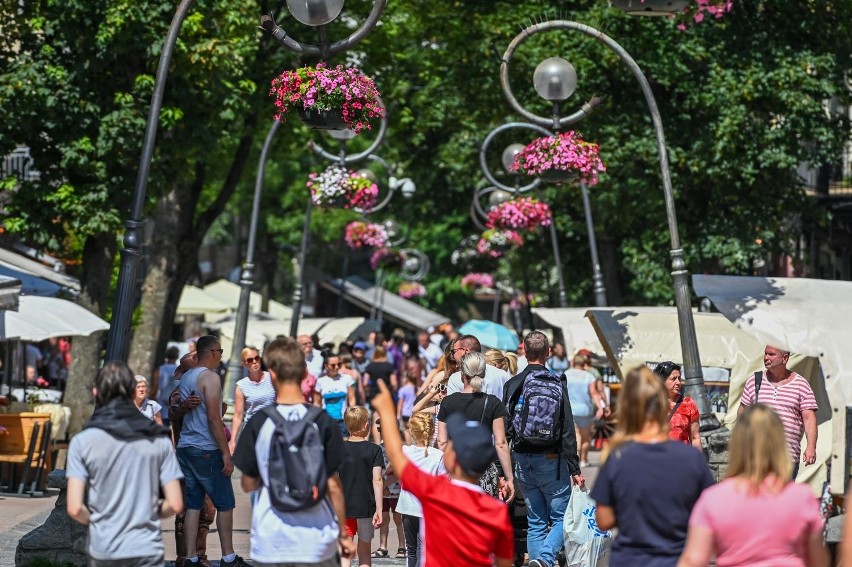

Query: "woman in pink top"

xmin=678 ymin=404 xmax=827 ymax=567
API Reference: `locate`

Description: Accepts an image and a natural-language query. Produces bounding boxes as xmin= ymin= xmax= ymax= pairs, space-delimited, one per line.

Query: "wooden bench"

xmin=0 ymin=413 xmax=52 ymax=496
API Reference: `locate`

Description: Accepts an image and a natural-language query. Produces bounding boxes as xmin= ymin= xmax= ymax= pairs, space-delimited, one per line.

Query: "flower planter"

xmin=513 ymin=131 xmax=606 ymax=186
xmin=539 ymin=169 xmax=580 ymax=185
xmin=298 ymin=107 xmax=349 ymax=131
xmin=308 ymin=165 xmax=378 ymax=209
xmin=271 ymin=63 xmax=384 ymax=133
xmin=486 ymin=197 xmax=552 ymax=232
xmin=610 ymin=0 xmax=689 ymax=15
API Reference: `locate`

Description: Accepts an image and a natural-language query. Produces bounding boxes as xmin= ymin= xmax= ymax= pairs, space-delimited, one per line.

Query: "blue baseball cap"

xmin=445 ymin=413 xmax=497 ymax=476
xmin=353 ymin=341 xmax=367 ymax=351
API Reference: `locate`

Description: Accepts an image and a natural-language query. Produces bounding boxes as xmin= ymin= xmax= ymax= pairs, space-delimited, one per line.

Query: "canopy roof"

xmin=0 ymin=295 xmax=109 ymax=341
xmin=177 ymin=286 xmax=231 ymax=319
xmin=203 ymin=279 xmax=293 ymax=320
xmin=322 ymin=279 xmax=449 ymax=331
xmin=532 ymin=307 xmax=605 ymax=356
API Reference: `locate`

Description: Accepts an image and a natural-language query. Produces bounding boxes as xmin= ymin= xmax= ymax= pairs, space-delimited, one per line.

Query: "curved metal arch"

xmin=307 ymin=97 xmax=389 ymax=164
xmin=499 ymin=23 xmax=602 ymax=129
xmin=352 ymin=153 xmax=397 ymax=215
xmin=479 ymin=122 xmax=552 ymax=193
xmin=471 ymin=185 xmax=516 ymax=225
xmin=399 ymin=248 xmax=430 ymax=282
xmin=260 ymin=0 xmax=388 ymax=57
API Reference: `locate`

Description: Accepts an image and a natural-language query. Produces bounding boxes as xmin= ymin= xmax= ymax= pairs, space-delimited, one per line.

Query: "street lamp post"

xmin=106 ymin=0 xmax=388 ymax=363
xmin=499 ymin=20 xmax=718 ymax=431
xmin=218 ymin=0 xmax=388 ymax=406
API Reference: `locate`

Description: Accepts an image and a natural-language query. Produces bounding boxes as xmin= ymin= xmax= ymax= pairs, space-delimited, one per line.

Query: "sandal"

xmin=371 ymin=548 xmax=389 ymax=558
xmin=395 ymin=548 xmax=407 ymax=558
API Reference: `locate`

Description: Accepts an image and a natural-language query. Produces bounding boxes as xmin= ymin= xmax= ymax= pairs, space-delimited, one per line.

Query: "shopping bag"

xmin=563 ymin=485 xmax=612 ymax=567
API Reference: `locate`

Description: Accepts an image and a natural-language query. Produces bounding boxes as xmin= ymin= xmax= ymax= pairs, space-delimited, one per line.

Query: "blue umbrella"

xmin=458 ymin=319 xmax=520 ymax=351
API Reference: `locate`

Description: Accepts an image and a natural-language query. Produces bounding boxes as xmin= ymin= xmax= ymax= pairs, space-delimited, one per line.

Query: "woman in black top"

xmin=436 ymin=351 xmax=515 ymax=502
xmin=364 ymin=345 xmax=398 ymax=442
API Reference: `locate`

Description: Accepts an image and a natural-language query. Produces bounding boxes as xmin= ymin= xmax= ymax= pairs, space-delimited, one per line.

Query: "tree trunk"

xmin=65 ymin=232 xmax=117 ymax=435
xmin=600 ymin=236 xmax=623 ymax=306
xmin=127 ymin=129 xmax=256 ymax=386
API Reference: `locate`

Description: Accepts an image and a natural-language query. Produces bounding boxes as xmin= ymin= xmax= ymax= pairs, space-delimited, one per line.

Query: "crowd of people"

xmin=62 ymin=325 xmax=845 ymax=567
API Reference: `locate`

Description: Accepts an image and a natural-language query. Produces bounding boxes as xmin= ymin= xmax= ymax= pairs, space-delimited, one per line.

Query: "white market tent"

xmin=693 ymin=274 xmax=852 ymax=494
xmin=176 ymin=286 xmax=231 ymax=320
xmin=532 ymin=307 xmax=606 ymax=357
xmin=0 ymin=295 xmax=110 ymax=341
xmin=208 ymin=313 xmax=364 ymax=358
xmin=202 ymin=279 xmax=293 ymax=320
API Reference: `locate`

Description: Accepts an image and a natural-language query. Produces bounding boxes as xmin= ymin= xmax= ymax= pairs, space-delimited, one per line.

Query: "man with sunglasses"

xmin=446 ymin=335 xmax=511 ymax=399
xmin=317 ymin=353 xmax=357 ymax=437
xmin=175 ymin=335 xmax=248 ymax=567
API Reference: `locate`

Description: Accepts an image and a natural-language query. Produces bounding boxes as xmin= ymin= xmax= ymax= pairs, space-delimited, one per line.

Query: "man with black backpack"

xmin=232 ymin=337 xmax=355 ymax=567
xmin=503 ymin=331 xmax=585 ymax=567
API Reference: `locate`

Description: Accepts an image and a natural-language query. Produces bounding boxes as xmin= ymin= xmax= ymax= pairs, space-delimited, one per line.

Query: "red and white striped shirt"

xmin=741 ymin=371 xmax=818 ymax=462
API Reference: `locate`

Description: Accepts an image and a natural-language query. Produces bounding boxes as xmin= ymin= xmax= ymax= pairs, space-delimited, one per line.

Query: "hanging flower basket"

xmin=610 ymin=0 xmax=733 ymax=28
xmin=512 ymin=131 xmax=606 ymax=186
xmin=307 ymin=165 xmax=378 ymax=209
xmin=486 ymin=197 xmax=552 ymax=232
xmin=270 ymin=63 xmax=385 ymax=133
xmin=461 ymin=272 xmax=495 ymax=291
xmin=344 ymin=221 xmax=388 ymax=249
xmin=475 ymin=229 xmax=524 ymax=259
xmin=398 ymin=282 xmax=427 ymax=299
xmin=370 ymin=248 xmax=405 ymax=271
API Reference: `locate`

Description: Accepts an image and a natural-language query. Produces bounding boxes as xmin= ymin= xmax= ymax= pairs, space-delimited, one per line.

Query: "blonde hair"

xmin=602 ymin=366 xmax=669 ymax=463
xmin=435 ymin=339 xmax=457 ymax=375
xmin=344 ymin=406 xmax=369 ymax=434
xmin=727 ymin=404 xmax=793 ymax=491
xmin=503 ymin=352 xmax=518 ymax=375
xmin=460 ymin=351 xmax=486 ymax=393
xmin=241 ymin=346 xmax=259 ymax=363
xmin=408 ymin=412 xmax=435 ymax=455
xmin=484 ymin=349 xmax=508 ymax=371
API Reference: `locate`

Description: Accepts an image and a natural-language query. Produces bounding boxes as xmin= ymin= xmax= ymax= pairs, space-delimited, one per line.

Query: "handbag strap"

xmin=668 ymin=395 xmax=684 ymax=421
xmin=480 ymin=394 xmax=489 ymax=424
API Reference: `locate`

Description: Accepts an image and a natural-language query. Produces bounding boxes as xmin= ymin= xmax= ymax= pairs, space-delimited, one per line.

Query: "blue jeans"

xmin=176 ymin=446 xmax=235 ymax=511
xmin=515 ymin=453 xmax=571 ymax=567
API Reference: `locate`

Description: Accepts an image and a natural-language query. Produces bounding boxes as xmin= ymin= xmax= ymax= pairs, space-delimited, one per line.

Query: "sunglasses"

xmin=654 ymin=361 xmax=678 ymax=377
xmin=327 ymin=363 xmax=341 ymax=369
xmin=435 ymin=383 xmax=447 ymax=392
xmin=206 ymin=348 xmax=224 ymax=355
xmin=244 ymin=356 xmax=260 ymax=364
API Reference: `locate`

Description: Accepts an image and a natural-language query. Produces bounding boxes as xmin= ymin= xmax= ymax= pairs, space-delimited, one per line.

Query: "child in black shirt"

xmin=339 ymin=406 xmax=384 ymax=567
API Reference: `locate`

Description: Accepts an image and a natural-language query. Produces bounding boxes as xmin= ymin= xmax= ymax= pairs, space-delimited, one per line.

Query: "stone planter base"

xmin=15 ymin=470 xmax=87 ymax=566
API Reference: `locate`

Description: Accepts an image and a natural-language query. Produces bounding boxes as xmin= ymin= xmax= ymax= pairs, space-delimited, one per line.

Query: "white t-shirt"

xmin=138 ymin=399 xmax=162 ymax=421
xmin=447 ymin=364 xmax=510 ymax=400
xmin=305 ymin=349 xmax=324 ymax=379
xmin=316 ymin=374 xmax=355 ymax=421
xmin=232 ymin=404 xmax=343 ymax=564
xmin=396 ymin=444 xmax=446 ymax=517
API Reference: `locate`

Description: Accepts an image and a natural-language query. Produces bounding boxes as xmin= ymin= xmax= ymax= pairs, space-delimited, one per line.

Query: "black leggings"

xmin=402 ymin=514 xmax=421 ymax=567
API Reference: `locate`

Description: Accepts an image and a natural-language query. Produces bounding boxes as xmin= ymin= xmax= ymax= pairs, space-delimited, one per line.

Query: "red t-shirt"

xmin=401 ymin=463 xmax=514 ymax=566
xmin=668 ymin=396 xmax=699 ymax=444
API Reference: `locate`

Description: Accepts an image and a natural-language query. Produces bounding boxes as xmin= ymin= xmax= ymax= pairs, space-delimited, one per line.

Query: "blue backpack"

xmin=510 ymin=369 xmax=564 ymax=446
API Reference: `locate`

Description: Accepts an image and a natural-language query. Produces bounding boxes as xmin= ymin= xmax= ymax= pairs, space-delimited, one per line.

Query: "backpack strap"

xmin=263 ymin=404 xmax=324 ymax=425
xmin=754 ymin=371 xmax=763 ymax=405
xmin=480 ymin=394 xmax=489 ymax=425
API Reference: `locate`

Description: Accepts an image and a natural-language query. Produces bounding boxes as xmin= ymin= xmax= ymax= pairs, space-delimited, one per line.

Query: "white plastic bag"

xmin=563 ymin=485 xmax=612 ymax=567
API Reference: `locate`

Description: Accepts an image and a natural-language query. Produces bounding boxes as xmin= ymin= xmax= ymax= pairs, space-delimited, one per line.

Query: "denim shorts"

xmin=176 ymin=446 xmax=235 ymax=511
xmin=574 ymin=414 xmax=594 ymax=429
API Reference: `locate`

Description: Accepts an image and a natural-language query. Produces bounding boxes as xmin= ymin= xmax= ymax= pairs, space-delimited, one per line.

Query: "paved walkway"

xmin=1 ymin=452 xmax=602 ymax=566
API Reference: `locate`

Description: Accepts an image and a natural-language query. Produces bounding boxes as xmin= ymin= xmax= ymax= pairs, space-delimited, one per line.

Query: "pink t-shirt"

xmin=301 ymin=372 xmax=318 ymax=404
xmin=689 ymin=478 xmax=822 ymax=567
xmin=740 ymin=372 xmax=817 ymax=461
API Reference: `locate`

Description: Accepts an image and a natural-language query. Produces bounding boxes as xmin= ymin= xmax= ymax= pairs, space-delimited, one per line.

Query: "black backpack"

xmin=263 ymin=405 xmax=328 ymax=512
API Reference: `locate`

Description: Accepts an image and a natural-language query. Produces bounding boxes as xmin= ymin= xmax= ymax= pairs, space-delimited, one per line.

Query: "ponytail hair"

xmin=460 ymin=351 xmax=486 ymax=393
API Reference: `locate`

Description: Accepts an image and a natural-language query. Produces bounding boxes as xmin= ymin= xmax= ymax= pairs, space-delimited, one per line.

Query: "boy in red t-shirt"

xmin=371 ymin=382 xmax=514 ymax=567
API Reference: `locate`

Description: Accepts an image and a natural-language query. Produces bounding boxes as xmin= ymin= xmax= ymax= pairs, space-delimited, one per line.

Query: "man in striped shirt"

xmin=738 ymin=345 xmax=818 ymax=480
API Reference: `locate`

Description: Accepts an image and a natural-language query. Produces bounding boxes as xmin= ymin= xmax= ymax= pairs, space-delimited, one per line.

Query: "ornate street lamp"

xmin=499 ymin=20 xmax=718 ymax=432
xmin=106 ymin=0 xmax=388 ymax=364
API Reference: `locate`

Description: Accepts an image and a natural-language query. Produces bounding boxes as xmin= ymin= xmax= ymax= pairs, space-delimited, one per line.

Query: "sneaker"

xmin=529 ymin=560 xmax=550 ymax=567
xmin=220 ymin=555 xmax=250 ymax=567
xmin=580 ymin=460 xmax=591 ymax=467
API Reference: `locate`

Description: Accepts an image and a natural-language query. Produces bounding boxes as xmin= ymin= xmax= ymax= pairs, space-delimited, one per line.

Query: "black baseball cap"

xmin=445 ymin=413 xmax=496 ymax=477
